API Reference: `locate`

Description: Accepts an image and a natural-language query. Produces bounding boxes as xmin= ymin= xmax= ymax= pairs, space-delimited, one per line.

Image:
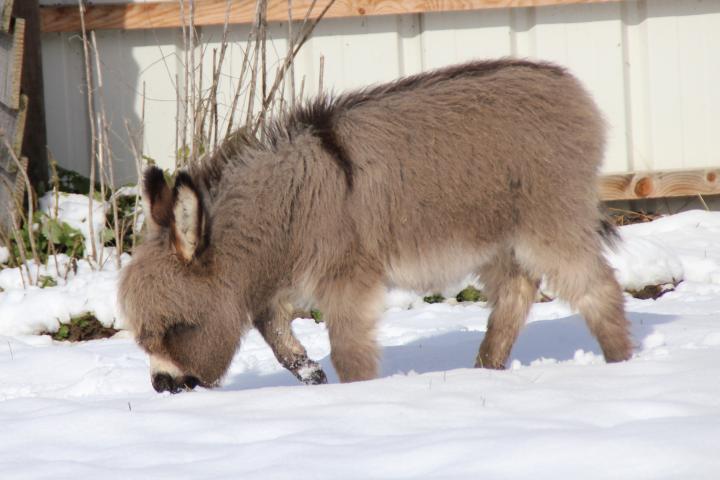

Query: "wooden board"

xmin=0 ymin=17 xmax=24 ymax=109
xmin=13 ymin=0 xmax=48 ymax=188
xmin=0 ymin=95 xmax=27 ymax=235
xmin=39 ymin=0 xmax=623 ymax=32
xmin=0 ymin=94 xmax=26 ymax=168
xmin=0 ymin=0 xmax=13 ymax=33
xmin=0 ymin=155 xmax=27 ymax=234
xmin=600 ymin=169 xmax=720 ymax=201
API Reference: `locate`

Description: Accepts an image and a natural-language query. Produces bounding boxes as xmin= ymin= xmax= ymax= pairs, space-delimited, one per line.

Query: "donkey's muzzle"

xmin=151 ymin=373 xmax=201 ymax=393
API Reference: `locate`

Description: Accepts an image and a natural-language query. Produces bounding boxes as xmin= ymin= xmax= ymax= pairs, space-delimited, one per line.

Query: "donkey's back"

xmin=338 ymin=60 xmax=605 ymax=243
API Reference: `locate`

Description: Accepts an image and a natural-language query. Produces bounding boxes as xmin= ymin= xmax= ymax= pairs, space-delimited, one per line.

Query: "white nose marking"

xmin=149 ymin=355 xmax=184 ymax=377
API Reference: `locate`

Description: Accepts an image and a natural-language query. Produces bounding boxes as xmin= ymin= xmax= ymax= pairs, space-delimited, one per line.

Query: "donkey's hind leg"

xmin=476 ymin=250 xmax=538 ymax=369
xmin=516 ymin=236 xmax=633 ymax=363
xmin=254 ymin=300 xmax=327 ymax=385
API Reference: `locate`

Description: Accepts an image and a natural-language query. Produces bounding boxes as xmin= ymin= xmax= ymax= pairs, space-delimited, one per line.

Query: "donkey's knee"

xmin=255 ymin=301 xmax=328 ymax=385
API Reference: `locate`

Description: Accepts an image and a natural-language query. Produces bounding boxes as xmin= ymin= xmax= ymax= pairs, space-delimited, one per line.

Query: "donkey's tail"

xmin=597 ymin=213 xmax=620 ymax=249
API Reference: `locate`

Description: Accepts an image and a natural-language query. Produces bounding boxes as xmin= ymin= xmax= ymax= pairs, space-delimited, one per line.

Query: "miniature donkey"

xmin=119 ymin=59 xmax=633 ymax=393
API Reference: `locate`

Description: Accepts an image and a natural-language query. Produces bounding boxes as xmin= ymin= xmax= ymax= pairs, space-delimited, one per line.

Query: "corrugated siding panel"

xmin=531 ymin=3 xmax=628 ymax=173
xmin=42 ymin=32 xmax=90 ymax=176
xmin=421 ymin=10 xmax=514 ymax=67
xmin=41 ymin=2 xmax=720 ymax=184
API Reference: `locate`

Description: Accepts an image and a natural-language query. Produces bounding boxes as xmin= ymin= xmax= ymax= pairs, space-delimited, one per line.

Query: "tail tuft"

xmin=598 ymin=216 xmax=620 ymax=248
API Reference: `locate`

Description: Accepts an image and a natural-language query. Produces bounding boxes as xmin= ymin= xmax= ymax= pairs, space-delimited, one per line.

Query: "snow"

xmin=1 ymin=210 xmax=720 ymax=478
xmin=0 ymin=253 xmax=128 ymax=336
xmin=605 ymin=210 xmax=720 ymax=288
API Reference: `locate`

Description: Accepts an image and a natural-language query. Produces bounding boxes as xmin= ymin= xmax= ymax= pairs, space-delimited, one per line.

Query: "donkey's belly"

xmin=385 ymin=243 xmax=495 ymax=293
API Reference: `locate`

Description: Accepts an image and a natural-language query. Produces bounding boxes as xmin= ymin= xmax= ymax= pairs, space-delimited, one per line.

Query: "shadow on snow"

xmin=222 ymin=311 xmax=676 ymax=391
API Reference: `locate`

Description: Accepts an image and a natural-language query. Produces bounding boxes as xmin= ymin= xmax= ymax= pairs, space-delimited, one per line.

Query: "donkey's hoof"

xmin=297 ymin=362 xmax=328 ymax=385
xmin=474 ymin=358 xmax=506 ymax=370
xmin=305 ymin=368 xmax=328 ymax=385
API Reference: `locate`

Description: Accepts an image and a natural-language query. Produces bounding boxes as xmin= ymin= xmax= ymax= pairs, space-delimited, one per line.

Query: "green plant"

xmin=456 ymin=286 xmax=487 ymax=303
xmin=41 ymin=214 xmax=85 ymax=258
xmin=103 ymin=191 xmax=140 ymax=255
xmin=55 ymin=165 xmax=101 ymax=195
xmin=38 ymin=275 xmax=57 ymax=288
xmin=310 ymin=308 xmax=323 ymax=324
xmin=423 ymin=293 xmax=445 ymax=304
xmin=54 ymin=323 xmax=71 ymax=340
xmin=6 ymin=211 xmax=85 ymax=268
xmin=50 ymin=312 xmax=118 ymax=342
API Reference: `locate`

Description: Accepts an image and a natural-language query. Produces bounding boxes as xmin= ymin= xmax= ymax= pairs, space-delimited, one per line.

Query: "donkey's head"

xmin=119 ymin=167 xmax=245 ymax=393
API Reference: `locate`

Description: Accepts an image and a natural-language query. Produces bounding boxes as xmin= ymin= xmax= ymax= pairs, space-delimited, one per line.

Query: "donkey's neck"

xmin=210 ymin=130 xmax=352 ymax=314
xmin=208 ymin=150 xmax=299 ymax=313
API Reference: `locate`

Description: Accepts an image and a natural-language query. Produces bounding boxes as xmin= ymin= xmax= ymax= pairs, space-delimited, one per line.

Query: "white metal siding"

xmin=39 ymin=1 xmax=720 ymax=185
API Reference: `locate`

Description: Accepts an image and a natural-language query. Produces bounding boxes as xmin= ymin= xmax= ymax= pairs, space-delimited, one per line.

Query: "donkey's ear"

xmin=171 ymin=171 xmax=205 ymax=262
xmin=142 ymin=166 xmax=174 ymax=233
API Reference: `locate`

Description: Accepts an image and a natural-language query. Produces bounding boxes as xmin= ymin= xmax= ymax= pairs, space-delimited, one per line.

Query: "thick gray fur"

xmin=119 ymin=59 xmax=633 ymax=391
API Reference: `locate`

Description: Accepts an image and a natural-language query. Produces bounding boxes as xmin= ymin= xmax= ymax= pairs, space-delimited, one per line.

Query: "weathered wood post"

xmin=0 ymin=0 xmax=47 ymax=237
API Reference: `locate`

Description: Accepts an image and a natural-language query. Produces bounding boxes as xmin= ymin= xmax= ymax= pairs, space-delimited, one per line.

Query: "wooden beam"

xmin=39 ymin=0 xmax=622 ymax=33
xmin=0 ymin=17 xmax=23 ymax=109
xmin=13 ymin=0 xmax=48 ymax=188
xmin=600 ymin=169 xmax=720 ymax=201
xmin=0 ymin=95 xmax=27 ymax=236
xmin=0 ymin=94 xmax=26 ymax=163
xmin=0 ymin=0 xmax=13 ymax=33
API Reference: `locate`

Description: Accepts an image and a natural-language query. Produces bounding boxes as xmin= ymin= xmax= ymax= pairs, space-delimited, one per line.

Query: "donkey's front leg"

xmin=254 ymin=301 xmax=327 ymax=385
xmin=319 ymin=281 xmax=385 ymax=383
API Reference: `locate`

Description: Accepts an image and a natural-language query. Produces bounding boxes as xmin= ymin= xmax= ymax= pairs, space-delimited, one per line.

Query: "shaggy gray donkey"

xmin=119 ymin=59 xmax=633 ymax=393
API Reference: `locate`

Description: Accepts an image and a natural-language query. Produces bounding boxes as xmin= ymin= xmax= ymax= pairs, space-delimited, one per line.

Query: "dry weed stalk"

xmin=77 ymin=1 xmax=127 ymax=270
xmin=1 ymin=136 xmax=39 ymax=266
xmin=0 ymin=135 xmax=34 ymax=286
xmin=47 ymin=152 xmax=63 ymax=278
xmin=178 ymin=0 xmax=337 ymax=158
xmin=78 ymin=0 xmax=98 ymax=264
xmin=2 ymin=0 xmax=338 ymax=284
xmin=89 ymin=30 xmax=123 ymax=269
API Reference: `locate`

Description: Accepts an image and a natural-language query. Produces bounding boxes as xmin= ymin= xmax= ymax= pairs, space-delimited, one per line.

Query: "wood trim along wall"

xmin=39 ymin=0 xmax=622 ymax=33
xmin=600 ymin=170 xmax=720 ymax=201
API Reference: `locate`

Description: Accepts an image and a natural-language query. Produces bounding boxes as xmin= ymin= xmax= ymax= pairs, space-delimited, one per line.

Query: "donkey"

xmin=119 ymin=59 xmax=633 ymax=393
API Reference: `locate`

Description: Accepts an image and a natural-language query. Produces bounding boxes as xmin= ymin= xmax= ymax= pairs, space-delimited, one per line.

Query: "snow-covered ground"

xmin=1 ymin=210 xmax=720 ymax=479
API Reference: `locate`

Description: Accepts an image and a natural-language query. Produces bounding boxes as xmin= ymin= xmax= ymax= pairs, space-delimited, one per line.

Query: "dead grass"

xmin=608 ymin=207 xmax=662 ymax=226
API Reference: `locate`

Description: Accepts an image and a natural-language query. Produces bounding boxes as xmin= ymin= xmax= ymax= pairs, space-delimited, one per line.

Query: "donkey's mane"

xmin=187 ymin=127 xmax=261 ymax=200
xmin=264 ymin=59 xmax=566 ymax=189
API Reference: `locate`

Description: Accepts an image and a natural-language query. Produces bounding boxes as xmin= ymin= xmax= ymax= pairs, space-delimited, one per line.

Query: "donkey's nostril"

xmin=152 ymin=372 xmax=181 ymax=393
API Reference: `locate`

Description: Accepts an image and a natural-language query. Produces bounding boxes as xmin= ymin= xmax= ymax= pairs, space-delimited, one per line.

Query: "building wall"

xmin=39 ymin=1 xmax=720 ymax=185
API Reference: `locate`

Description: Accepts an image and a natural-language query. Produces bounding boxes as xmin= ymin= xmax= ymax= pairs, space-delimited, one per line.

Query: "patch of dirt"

xmin=45 ymin=313 xmax=118 ymax=342
xmin=627 ymin=283 xmax=677 ymax=300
